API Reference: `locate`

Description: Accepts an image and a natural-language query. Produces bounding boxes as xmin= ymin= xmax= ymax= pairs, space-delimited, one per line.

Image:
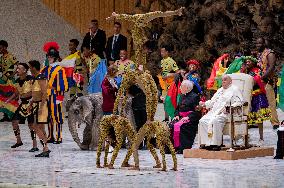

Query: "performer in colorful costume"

xmin=59 ymin=39 xmax=84 ymax=98
xmin=241 ymin=57 xmax=270 ymax=140
xmin=0 ymin=40 xmax=19 ymax=121
xmin=82 ymin=45 xmax=107 ymax=94
xmin=256 ymin=37 xmax=280 ymax=129
xmin=5 ymin=63 xmax=38 ymax=151
xmin=164 ymin=59 xmax=202 ymax=119
xmin=207 ymin=54 xmax=230 ymax=90
xmin=28 ymin=60 xmax=50 ymax=157
xmin=42 ymin=42 xmax=68 ymax=144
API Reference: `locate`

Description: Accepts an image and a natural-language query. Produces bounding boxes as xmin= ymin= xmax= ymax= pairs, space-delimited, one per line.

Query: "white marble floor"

xmin=0 ymin=105 xmax=283 ymax=188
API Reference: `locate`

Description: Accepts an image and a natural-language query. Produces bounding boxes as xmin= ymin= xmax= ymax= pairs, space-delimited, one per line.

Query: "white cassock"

xmin=198 ymin=85 xmax=243 ymax=146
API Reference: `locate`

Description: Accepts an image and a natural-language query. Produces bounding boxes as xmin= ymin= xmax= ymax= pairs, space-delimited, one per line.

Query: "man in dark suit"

xmin=82 ymin=19 xmax=106 ymax=59
xmin=106 ymin=22 xmax=127 ymax=64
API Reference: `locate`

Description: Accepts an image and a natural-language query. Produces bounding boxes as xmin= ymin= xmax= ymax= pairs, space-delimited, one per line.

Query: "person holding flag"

xmin=59 ymin=39 xmax=84 ymax=98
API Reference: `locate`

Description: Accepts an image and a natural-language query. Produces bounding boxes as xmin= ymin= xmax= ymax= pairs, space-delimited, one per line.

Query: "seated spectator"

xmin=102 ymin=65 xmax=119 ymax=115
xmin=168 ymin=80 xmax=201 ymax=154
xmin=198 ymin=75 xmax=243 ymax=151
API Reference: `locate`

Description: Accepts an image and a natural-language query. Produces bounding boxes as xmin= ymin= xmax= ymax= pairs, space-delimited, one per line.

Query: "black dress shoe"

xmin=35 ymin=151 xmax=49 ymax=158
xmin=205 ymin=145 xmax=221 ymax=151
xmin=47 ymin=139 xmax=54 ymax=143
xmin=273 ymin=125 xmax=280 ymax=130
xmin=53 ymin=141 xmax=61 ymax=144
xmin=11 ymin=142 xmax=23 ymax=148
xmin=274 ymin=155 xmax=283 ymax=159
xmin=29 ymin=147 xmax=39 ymax=152
xmin=212 ymin=146 xmax=221 ymax=151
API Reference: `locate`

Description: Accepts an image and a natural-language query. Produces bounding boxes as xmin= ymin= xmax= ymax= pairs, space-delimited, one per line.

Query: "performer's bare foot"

xmin=108 ymin=164 xmax=115 ymax=169
xmin=171 ymin=167 xmax=177 ymax=171
xmin=121 ymin=163 xmax=134 ymax=167
xmin=161 ymin=168 xmax=167 ymax=171
xmin=129 ymin=166 xmax=140 ymax=171
xmin=104 ymin=164 xmax=109 ymax=168
xmin=153 ymin=164 xmax=162 ymax=168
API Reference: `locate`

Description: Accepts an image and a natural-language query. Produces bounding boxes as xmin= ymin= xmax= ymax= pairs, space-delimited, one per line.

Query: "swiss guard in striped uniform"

xmin=59 ymin=39 xmax=84 ymax=98
xmin=42 ymin=42 xmax=68 ymax=144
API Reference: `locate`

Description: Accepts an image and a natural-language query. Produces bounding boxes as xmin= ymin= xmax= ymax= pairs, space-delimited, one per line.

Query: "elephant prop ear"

xmin=78 ymin=97 xmax=94 ymax=122
xmin=66 ymin=96 xmax=78 ymax=112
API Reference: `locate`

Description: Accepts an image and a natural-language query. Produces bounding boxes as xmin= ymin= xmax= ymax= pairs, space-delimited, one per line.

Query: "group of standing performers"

xmin=0 ymin=39 xmax=89 ymax=157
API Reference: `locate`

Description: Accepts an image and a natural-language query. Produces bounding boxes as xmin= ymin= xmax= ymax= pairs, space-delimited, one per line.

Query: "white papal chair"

xmin=222 ymin=73 xmax=254 ymax=148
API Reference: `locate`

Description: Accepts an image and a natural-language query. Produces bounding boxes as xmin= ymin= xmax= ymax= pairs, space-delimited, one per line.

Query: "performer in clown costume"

xmin=59 ymin=39 xmax=84 ymax=98
xmin=42 ymin=42 xmax=68 ymax=144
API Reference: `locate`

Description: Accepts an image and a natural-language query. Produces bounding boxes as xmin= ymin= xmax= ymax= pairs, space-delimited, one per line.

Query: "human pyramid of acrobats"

xmin=0 ymin=7 xmax=284 ymax=171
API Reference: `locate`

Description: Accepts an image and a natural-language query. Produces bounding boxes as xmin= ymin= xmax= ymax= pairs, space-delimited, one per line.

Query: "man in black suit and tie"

xmin=106 ymin=22 xmax=127 ymax=64
xmin=82 ymin=19 xmax=106 ymax=59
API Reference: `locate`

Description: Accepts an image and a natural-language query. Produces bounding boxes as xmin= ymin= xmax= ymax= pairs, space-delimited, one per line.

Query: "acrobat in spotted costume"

xmin=96 ymin=115 xmax=137 ymax=169
xmin=123 ymin=121 xmax=177 ymax=171
xmin=104 ymin=8 xmax=183 ymax=171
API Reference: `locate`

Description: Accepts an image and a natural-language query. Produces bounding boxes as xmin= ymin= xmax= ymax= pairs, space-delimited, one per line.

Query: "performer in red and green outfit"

xmin=42 ymin=42 xmax=68 ymax=144
xmin=0 ymin=40 xmax=19 ymax=121
xmin=158 ymin=45 xmax=179 ymax=121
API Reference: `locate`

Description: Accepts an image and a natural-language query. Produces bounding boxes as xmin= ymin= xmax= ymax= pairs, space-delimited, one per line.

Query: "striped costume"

xmin=42 ymin=63 xmax=68 ymax=142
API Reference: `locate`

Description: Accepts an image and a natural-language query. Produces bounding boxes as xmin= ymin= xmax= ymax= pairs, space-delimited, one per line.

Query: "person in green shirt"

xmin=158 ymin=45 xmax=179 ymax=121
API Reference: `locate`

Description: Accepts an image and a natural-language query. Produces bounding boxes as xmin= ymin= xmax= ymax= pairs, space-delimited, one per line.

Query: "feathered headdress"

xmin=43 ymin=42 xmax=60 ymax=53
xmin=207 ymin=53 xmax=229 ymax=89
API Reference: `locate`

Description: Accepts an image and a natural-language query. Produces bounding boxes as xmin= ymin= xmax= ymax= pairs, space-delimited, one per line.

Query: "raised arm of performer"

xmin=106 ymin=7 xmax=184 ymax=24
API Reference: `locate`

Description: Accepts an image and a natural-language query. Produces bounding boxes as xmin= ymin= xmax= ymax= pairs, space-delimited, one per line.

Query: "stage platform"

xmin=183 ymin=147 xmax=274 ymax=160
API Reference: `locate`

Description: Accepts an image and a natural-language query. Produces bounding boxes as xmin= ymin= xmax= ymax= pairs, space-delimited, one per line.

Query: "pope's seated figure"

xmin=198 ymin=75 xmax=243 ymax=151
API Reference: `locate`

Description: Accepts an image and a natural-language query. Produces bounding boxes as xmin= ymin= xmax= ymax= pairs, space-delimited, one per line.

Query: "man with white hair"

xmin=169 ymin=80 xmax=201 ymax=154
xmin=198 ymin=75 xmax=243 ymax=151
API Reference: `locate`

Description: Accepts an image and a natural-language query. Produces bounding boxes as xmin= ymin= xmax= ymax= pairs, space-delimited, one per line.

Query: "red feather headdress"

xmin=43 ymin=42 xmax=60 ymax=53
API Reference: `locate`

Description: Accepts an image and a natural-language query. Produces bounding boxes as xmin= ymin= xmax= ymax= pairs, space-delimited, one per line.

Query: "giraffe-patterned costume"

xmin=123 ymin=121 xmax=177 ymax=171
xmin=96 ymin=115 xmax=137 ymax=169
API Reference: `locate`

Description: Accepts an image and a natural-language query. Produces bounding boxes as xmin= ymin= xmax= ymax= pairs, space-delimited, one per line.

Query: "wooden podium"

xmin=183 ymin=147 xmax=274 ymax=160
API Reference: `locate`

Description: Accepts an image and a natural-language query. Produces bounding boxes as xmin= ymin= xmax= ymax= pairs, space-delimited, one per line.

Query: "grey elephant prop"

xmin=67 ymin=93 xmax=135 ymax=150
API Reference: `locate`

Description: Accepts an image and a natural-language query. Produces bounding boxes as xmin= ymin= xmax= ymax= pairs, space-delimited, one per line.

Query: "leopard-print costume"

xmin=96 ymin=115 xmax=137 ymax=169
xmin=123 ymin=121 xmax=177 ymax=171
xmin=113 ymin=70 xmax=158 ymax=121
